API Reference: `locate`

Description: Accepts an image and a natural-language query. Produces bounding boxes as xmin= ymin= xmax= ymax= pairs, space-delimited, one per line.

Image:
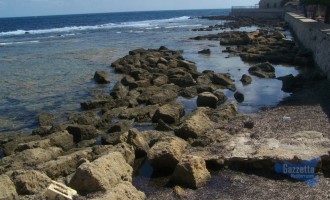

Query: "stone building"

xmin=259 ymin=0 xmax=283 ymax=9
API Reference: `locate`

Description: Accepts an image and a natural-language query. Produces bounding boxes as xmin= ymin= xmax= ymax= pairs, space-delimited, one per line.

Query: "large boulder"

xmin=69 ymin=152 xmax=133 ymax=193
xmin=211 ymin=73 xmax=234 ymax=87
xmin=66 ymin=125 xmax=98 ymax=143
xmin=175 ymin=109 xmax=214 ymax=139
xmin=152 ymin=103 xmax=185 ymax=124
xmin=171 ymin=155 xmax=211 ymax=189
xmin=94 ymin=70 xmax=110 ymax=84
xmin=234 ymin=91 xmax=244 ymax=103
xmin=148 ymin=136 xmax=188 ymax=173
xmin=0 ymin=174 xmax=18 ymax=200
xmin=197 ymin=92 xmax=219 ymax=108
xmin=248 ymin=62 xmax=275 ymax=78
xmin=90 ymin=182 xmax=146 ymax=200
xmin=10 ymin=170 xmax=52 ymax=195
xmin=110 ymin=82 xmax=129 ymax=99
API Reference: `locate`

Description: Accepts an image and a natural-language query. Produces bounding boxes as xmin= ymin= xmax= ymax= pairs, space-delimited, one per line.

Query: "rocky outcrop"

xmin=171 ymin=155 xmax=211 ymax=189
xmin=38 ymin=112 xmax=54 ymax=127
xmin=148 ymin=136 xmax=188 ymax=173
xmin=10 ymin=170 xmax=52 ymax=195
xmin=126 ymin=129 xmax=150 ymax=157
xmin=210 ymin=103 xmax=238 ymax=123
xmin=152 ymin=103 xmax=185 ymax=124
xmin=175 ymin=108 xmax=214 ymax=139
xmin=66 ymin=125 xmax=98 ymax=143
xmin=248 ymin=62 xmax=275 ymax=78
xmin=197 ymin=92 xmax=219 ymax=108
xmin=0 ymin=174 xmax=18 ymax=200
xmin=69 ymin=152 xmax=133 ymax=193
xmin=94 ymin=70 xmax=110 ymax=84
xmin=198 ymin=49 xmax=211 ymax=54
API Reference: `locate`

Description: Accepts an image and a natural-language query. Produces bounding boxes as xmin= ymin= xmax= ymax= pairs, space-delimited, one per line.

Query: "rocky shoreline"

xmin=1 ymin=16 xmax=330 ymax=200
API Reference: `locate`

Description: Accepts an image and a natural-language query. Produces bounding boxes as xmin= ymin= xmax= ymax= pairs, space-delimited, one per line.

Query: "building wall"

xmin=285 ymin=12 xmax=330 ymax=78
xmin=230 ymin=9 xmax=284 ymax=19
xmin=259 ymin=0 xmax=283 ymax=9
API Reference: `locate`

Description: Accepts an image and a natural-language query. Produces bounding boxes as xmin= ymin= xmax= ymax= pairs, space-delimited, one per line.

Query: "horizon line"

xmin=0 ymin=8 xmax=231 ymax=19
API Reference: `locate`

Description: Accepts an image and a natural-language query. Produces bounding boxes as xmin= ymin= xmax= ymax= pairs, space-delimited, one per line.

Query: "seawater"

xmin=0 ymin=9 xmax=298 ymax=133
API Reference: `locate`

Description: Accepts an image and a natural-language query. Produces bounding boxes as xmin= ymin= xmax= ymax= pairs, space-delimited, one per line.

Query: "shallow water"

xmin=0 ymin=9 xmax=299 ymax=133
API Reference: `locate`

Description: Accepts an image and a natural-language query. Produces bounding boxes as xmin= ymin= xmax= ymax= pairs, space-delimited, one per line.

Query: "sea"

xmin=0 ymin=9 xmax=299 ymax=133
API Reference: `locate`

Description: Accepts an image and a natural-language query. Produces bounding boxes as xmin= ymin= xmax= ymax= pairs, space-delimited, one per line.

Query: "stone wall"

xmin=230 ymin=9 xmax=284 ymax=19
xmin=285 ymin=12 xmax=330 ymax=78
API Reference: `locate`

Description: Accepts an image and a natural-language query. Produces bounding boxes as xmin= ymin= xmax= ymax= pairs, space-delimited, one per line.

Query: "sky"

xmin=0 ymin=0 xmax=260 ymax=18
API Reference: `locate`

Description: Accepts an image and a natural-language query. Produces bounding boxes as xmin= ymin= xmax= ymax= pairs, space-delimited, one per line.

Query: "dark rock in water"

xmin=38 ymin=113 xmax=54 ymax=127
xmin=277 ymin=74 xmax=304 ymax=93
xmin=171 ymin=155 xmax=211 ymax=189
xmin=68 ymin=111 xmax=98 ymax=126
xmin=197 ymin=92 xmax=218 ymax=108
xmin=80 ymin=99 xmax=112 ymax=110
xmin=66 ymin=125 xmax=98 ymax=143
xmin=198 ymin=49 xmax=211 ymax=54
xmin=234 ymin=92 xmax=244 ymax=103
xmin=94 ymin=71 xmax=110 ymax=84
xmin=211 ymin=73 xmax=234 ymax=87
xmin=213 ymin=91 xmax=227 ymax=105
xmin=152 ymin=103 xmax=185 ymax=124
xmin=180 ymin=86 xmax=198 ymax=98
xmin=240 ymin=74 xmax=252 ymax=85
xmin=248 ymin=62 xmax=275 ymax=78
xmin=168 ymin=72 xmax=196 ymax=87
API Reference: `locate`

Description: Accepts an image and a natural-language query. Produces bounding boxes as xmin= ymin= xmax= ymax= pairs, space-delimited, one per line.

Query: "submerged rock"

xmin=94 ymin=70 xmax=110 ymax=84
xmin=234 ymin=91 xmax=244 ymax=103
xmin=198 ymin=49 xmax=211 ymax=54
xmin=240 ymin=74 xmax=252 ymax=85
xmin=248 ymin=62 xmax=275 ymax=78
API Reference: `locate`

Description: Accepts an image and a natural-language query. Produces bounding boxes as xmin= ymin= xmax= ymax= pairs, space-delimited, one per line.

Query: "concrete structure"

xmin=230 ymin=7 xmax=284 ymax=19
xmin=259 ymin=0 xmax=283 ymax=9
xmin=285 ymin=12 xmax=330 ymax=78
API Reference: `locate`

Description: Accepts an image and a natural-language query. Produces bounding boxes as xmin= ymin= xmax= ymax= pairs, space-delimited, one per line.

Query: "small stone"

xmin=234 ymin=92 xmax=244 ymax=103
xmin=94 ymin=71 xmax=110 ymax=84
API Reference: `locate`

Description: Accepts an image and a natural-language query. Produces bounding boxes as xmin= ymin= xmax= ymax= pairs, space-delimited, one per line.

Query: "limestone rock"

xmin=197 ymin=92 xmax=219 ymax=108
xmin=148 ymin=136 xmax=188 ymax=173
xmin=90 ymin=182 xmax=146 ymax=200
xmin=69 ymin=152 xmax=133 ymax=193
xmin=152 ymin=103 xmax=185 ymax=124
xmin=126 ymin=129 xmax=150 ymax=157
xmin=210 ymin=103 xmax=238 ymax=123
xmin=37 ymin=148 xmax=92 ymax=179
xmin=175 ymin=109 xmax=214 ymax=139
xmin=10 ymin=170 xmax=52 ymax=195
xmin=66 ymin=125 xmax=98 ymax=143
xmin=171 ymin=155 xmax=211 ymax=189
xmin=48 ymin=130 xmax=74 ymax=151
xmin=38 ymin=112 xmax=54 ymax=127
xmin=0 ymin=174 xmax=18 ymax=200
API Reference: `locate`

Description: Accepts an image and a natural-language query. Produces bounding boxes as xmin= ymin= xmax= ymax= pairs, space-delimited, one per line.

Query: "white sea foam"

xmin=0 ymin=16 xmax=191 ymax=37
xmin=0 ymin=40 xmax=40 ymax=46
